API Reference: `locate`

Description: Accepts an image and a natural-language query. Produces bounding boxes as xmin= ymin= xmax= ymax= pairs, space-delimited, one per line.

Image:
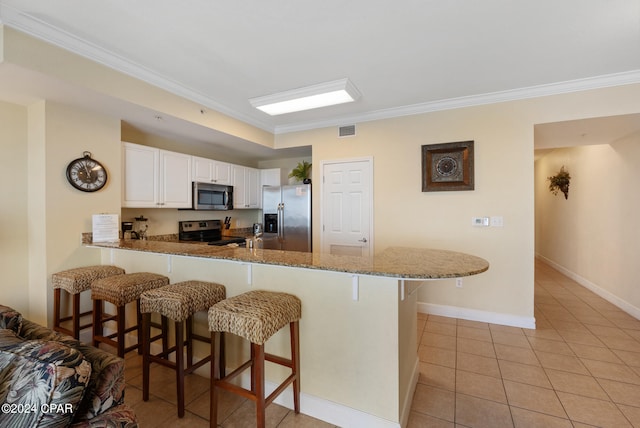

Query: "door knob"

xmin=358 ymin=238 xmax=368 ymax=243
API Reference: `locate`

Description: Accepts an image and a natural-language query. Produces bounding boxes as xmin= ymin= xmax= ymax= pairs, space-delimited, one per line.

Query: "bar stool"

xmin=208 ymin=290 xmax=301 ymax=428
xmin=52 ymin=265 xmax=125 ymax=339
xmin=91 ymin=272 xmax=169 ymax=357
xmin=140 ymin=280 xmax=226 ymax=418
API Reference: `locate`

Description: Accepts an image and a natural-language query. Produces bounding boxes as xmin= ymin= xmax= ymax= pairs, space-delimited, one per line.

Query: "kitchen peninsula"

xmin=87 ymin=240 xmax=488 ymax=428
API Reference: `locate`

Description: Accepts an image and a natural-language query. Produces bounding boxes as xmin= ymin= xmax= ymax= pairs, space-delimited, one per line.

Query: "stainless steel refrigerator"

xmin=262 ymin=184 xmax=311 ymax=252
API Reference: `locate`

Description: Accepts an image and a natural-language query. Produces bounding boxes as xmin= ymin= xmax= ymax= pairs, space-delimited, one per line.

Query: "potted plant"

xmin=289 ymin=160 xmax=312 ymax=184
xmin=547 ymin=166 xmax=571 ymax=199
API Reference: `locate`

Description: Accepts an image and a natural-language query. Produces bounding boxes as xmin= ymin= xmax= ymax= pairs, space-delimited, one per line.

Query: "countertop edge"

xmin=85 ymin=241 xmax=490 ymax=280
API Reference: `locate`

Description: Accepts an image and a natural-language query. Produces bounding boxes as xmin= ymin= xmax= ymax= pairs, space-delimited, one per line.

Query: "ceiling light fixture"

xmin=249 ymin=78 xmax=361 ymax=116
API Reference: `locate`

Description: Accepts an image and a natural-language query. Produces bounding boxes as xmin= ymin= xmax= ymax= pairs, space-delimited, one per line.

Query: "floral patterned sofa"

xmin=0 ymin=305 xmax=137 ymax=427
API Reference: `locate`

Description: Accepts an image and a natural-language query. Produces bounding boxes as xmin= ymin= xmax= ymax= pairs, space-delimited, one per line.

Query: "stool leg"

xmin=53 ymin=288 xmax=62 ymax=332
xmin=72 ymin=292 xmax=81 ymax=340
xmin=186 ymin=316 xmax=193 ymax=368
xmin=250 ymin=344 xmax=256 ymax=393
xmin=219 ymin=332 xmax=225 ymax=378
xmin=210 ymin=331 xmax=220 ymax=428
xmin=92 ymin=299 xmax=103 ymax=348
xmin=161 ymin=316 xmax=169 ymax=353
xmin=117 ymin=305 xmax=126 ymax=358
xmin=291 ymin=321 xmax=300 ymax=414
xmin=136 ymin=300 xmax=143 ymax=355
xmin=142 ymin=313 xmax=151 ymax=402
xmin=175 ymin=320 xmax=185 ymax=418
xmin=254 ymin=343 xmax=266 ymax=428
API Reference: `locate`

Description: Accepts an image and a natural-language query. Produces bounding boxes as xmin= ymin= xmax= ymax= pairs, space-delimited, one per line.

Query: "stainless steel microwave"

xmin=192 ymin=182 xmax=233 ymax=210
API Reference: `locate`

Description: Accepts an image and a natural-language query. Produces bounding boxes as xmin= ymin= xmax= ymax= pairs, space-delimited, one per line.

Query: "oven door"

xmin=193 ymin=182 xmax=233 ymax=210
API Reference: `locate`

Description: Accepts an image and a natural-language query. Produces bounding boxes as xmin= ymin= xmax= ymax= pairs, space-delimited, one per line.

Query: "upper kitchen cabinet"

xmin=232 ymin=165 xmax=260 ymax=209
xmin=122 ymin=142 xmax=192 ymax=208
xmin=260 ymin=168 xmax=282 ymax=187
xmin=192 ymin=156 xmax=232 ymax=185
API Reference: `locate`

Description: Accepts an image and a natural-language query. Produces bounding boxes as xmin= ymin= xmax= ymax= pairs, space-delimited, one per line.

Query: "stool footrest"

xmin=220 ymin=359 xmax=254 ymax=384
xmin=59 ymin=309 xmax=92 ymax=323
xmin=215 ymin=372 xmax=297 ymax=408
xmin=190 ymin=333 xmax=211 ymax=343
xmin=265 ymin=353 xmax=293 ymax=368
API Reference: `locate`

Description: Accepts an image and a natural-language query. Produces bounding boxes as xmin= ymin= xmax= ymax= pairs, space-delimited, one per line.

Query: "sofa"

xmin=0 ymin=305 xmax=137 ymax=427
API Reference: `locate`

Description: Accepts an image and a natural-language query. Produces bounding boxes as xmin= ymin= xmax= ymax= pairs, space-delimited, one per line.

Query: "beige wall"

xmin=23 ymin=101 xmax=121 ymax=324
xmin=3 ymin=23 xmax=640 ymax=327
xmin=277 ymin=84 xmax=640 ymax=325
xmin=0 ymin=101 xmax=29 ymax=313
xmin=535 ymin=132 xmax=640 ymax=316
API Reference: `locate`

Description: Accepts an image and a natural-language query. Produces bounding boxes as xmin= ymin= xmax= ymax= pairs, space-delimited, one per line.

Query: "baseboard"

xmin=418 ymin=302 xmax=536 ymax=329
xmin=536 ymin=255 xmax=640 ymax=320
xmin=400 ymin=357 xmax=420 ymax=428
xmin=245 ymin=374 xmax=401 ymax=428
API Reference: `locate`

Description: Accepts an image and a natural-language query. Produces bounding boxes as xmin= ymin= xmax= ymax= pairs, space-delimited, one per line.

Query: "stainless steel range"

xmin=178 ymin=220 xmax=246 ymax=246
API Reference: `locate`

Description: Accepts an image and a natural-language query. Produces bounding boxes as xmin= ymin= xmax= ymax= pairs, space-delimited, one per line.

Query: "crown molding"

xmin=3 ymin=4 xmax=640 ymax=137
xmin=274 ymin=69 xmax=640 ymax=134
xmin=0 ymin=4 xmax=275 ymax=132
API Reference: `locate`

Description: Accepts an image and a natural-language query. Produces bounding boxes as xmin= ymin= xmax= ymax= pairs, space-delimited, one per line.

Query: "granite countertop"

xmin=86 ymin=240 xmax=489 ymax=280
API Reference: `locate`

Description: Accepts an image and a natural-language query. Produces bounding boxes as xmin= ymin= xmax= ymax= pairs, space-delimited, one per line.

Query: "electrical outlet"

xmin=456 ymin=278 xmax=463 ymax=288
xmin=490 ymin=216 xmax=504 ymax=227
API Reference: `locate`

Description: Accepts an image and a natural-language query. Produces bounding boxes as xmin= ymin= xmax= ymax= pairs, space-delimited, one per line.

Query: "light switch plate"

xmin=472 ymin=217 xmax=490 ymax=227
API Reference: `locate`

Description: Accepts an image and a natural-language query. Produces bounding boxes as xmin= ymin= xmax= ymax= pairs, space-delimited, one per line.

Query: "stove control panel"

xmin=179 ymin=219 xmax=221 ymax=232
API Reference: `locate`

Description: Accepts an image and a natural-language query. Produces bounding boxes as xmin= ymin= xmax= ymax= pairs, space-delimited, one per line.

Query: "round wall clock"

xmin=66 ymin=151 xmax=108 ymax=192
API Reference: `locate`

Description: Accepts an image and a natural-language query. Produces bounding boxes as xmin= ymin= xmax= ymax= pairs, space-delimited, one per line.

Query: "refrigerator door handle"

xmin=278 ymin=203 xmax=284 ymax=239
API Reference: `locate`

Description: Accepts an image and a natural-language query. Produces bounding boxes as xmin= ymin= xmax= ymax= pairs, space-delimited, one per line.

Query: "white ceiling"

xmin=0 ymin=0 xmax=639 ymax=159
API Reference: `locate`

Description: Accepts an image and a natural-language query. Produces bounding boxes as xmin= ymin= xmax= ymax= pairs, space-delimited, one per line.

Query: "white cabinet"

xmin=122 ymin=142 xmax=192 ymax=208
xmin=232 ymin=165 xmax=260 ymax=209
xmin=260 ymin=168 xmax=282 ymax=187
xmin=192 ymin=156 xmax=232 ymax=185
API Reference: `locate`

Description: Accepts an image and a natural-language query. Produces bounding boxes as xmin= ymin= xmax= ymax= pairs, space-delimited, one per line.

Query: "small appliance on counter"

xmin=178 ymin=220 xmax=247 ymax=246
xmin=253 ymin=223 xmax=263 ymax=236
xmin=121 ymin=221 xmax=133 ymax=239
xmin=132 ymin=216 xmax=149 ymax=240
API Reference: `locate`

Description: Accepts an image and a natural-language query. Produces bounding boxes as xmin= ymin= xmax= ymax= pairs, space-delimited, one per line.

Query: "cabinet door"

xmin=260 ymin=168 xmax=282 ymax=187
xmin=246 ymin=167 xmax=261 ymax=208
xmin=212 ymin=160 xmax=232 ymax=185
xmin=232 ymin=166 xmax=260 ymax=209
xmin=232 ymin=165 xmax=247 ymax=208
xmin=122 ymin=143 xmax=159 ymax=207
xmin=192 ymin=156 xmax=213 ymax=182
xmin=159 ymin=150 xmax=192 ymax=208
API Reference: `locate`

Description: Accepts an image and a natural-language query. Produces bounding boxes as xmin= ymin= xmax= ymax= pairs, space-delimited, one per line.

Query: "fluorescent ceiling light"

xmin=249 ymin=78 xmax=361 ymax=115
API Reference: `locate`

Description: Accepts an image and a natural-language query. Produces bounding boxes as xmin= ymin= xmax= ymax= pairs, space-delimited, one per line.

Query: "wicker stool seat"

xmin=92 ymin=272 xmax=169 ymax=357
xmin=141 ymin=280 xmax=226 ymax=418
xmin=208 ymin=290 xmax=301 ymax=428
xmin=52 ymin=265 xmax=125 ymax=339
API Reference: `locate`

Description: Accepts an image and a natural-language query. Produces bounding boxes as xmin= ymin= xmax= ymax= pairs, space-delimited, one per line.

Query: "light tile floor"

xmin=123 ymin=260 xmax=640 ymax=427
xmin=408 ymin=260 xmax=640 ymax=428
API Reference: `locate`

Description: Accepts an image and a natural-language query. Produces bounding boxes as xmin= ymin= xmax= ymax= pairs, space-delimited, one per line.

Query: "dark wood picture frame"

xmin=422 ymin=140 xmax=474 ymax=192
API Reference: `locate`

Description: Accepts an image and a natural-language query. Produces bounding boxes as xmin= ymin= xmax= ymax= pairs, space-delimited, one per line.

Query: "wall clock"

xmin=66 ymin=151 xmax=108 ymax=192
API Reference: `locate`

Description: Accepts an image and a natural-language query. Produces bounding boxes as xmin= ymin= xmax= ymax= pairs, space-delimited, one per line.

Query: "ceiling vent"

xmin=338 ymin=124 xmax=356 ymax=137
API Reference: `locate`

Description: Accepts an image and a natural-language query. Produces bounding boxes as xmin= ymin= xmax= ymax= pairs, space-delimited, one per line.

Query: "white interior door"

xmin=321 ymin=158 xmax=373 ymax=256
